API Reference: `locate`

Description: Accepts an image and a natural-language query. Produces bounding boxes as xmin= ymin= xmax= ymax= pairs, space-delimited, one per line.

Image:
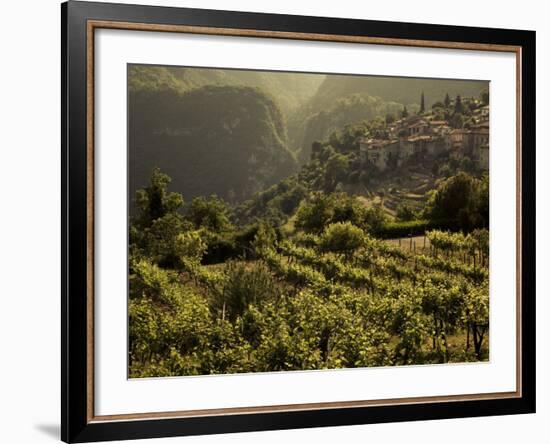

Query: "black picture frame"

xmin=61 ymin=1 xmax=536 ymax=442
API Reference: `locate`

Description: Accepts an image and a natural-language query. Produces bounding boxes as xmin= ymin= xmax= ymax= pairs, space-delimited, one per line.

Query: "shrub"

xmin=219 ymin=261 xmax=279 ymax=321
xmin=251 ymin=220 xmax=277 ymax=257
xmin=374 ymin=219 xmax=455 ymax=239
xmin=426 ymin=172 xmax=487 ymax=230
xmin=134 ymin=167 xmax=184 ymax=228
xmin=201 ymin=232 xmax=240 ymax=264
xmin=175 ymin=230 xmax=207 ymax=263
xmin=319 ymin=222 xmax=365 ymax=258
xmin=396 ymin=204 xmax=417 ymax=222
xmin=295 ymin=192 xmax=366 ymax=233
xmin=187 ymin=195 xmax=233 ymax=232
xmin=137 ymin=213 xmax=193 ymax=268
xmin=364 ymin=204 xmax=387 ymax=232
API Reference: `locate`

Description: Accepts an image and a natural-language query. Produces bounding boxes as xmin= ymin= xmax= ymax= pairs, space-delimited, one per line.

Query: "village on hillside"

xmin=128 ymin=67 xmax=491 ymax=378
xmin=360 ymin=96 xmax=489 ymax=171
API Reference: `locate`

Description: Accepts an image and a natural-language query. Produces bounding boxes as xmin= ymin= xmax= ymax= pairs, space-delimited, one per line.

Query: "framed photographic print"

xmin=61 ymin=1 xmax=536 ymax=442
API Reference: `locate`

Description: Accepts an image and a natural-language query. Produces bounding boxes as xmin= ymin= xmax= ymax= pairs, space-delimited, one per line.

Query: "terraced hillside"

xmin=372 ymin=167 xmax=437 ymax=217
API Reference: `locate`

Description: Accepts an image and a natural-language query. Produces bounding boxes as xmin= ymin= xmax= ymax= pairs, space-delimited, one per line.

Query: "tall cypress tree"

xmin=444 ymin=93 xmax=451 ymax=108
xmin=420 ymin=91 xmax=425 ymax=114
xmin=454 ymin=94 xmax=464 ymax=114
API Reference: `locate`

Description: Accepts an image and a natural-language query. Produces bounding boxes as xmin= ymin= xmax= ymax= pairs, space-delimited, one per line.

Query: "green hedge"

xmin=374 ymin=219 xmax=457 ymax=239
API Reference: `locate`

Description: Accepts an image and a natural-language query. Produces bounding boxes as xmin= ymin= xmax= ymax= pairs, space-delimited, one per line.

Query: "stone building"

xmin=360 ymin=110 xmax=489 ymax=171
xmin=360 ymin=116 xmax=453 ymax=171
xmin=360 ymin=139 xmax=401 ymax=170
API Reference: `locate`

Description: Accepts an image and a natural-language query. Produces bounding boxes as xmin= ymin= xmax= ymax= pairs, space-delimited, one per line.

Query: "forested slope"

xmin=309 ymin=75 xmax=487 ymax=110
xmin=129 ymin=84 xmax=297 ymax=205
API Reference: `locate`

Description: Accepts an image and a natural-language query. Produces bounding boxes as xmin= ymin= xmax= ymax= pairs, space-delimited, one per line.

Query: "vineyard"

xmin=129 ymin=189 xmax=489 ymax=377
xmin=128 ymin=75 xmax=491 ymax=377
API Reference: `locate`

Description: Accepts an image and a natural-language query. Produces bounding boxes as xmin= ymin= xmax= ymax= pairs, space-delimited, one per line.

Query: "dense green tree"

xmin=187 ymin=195 xmax=233 ymax=232
xmin=364 ymin=204 xmax=388 ymax=232
xmin=310 ymin=141 xmax=323 ymax=159
xmin=252 ymin=220 xmax=277 ymax=257
xmin=319 ymin=222 xmax=365 ymax=259
xmin=459 ymin=156 xmax=475 ymax=173
xmin=427 ymin=173 xmax=475 ymax=221
xmin=234 ymin=177 xmax=308 ymax=225
xmin=477 ymin=173 xmax=489 ymax=226
xmin=138 ymin=212 xmax=192 ymax=267
xmin=324 ymin=153 xmax=349 ymax=191
xmin=130 ymin=168 xmax=193 ymax=267
xmin=134 ymin=167 xmax=184 ymax=228
xmin=449 ymin=113 xmax=465 ymax=129
xmin=174 ymin=230 xmax=207 ymax=264
xmin=396 ymin=204 xmax=417 ymax=222
xmin=426 ymin=172 xmax=488 ymax=229
xmin=327 ymin=123 xmax=370 ymax=153
xmin=295 ymin=192 xmax=367 ymax=233
xmin=480 ymin=90 xmax=489 ymax=106
xmin=454 ymin=94 xmax=464 ymax=114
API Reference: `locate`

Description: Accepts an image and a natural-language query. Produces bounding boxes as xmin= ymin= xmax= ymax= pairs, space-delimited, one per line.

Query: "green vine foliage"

xmin=129 ymin=170 xmax=490 ymax=377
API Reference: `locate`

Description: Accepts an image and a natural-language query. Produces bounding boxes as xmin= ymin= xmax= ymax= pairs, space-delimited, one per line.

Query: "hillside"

xmin=128 ymin=65 xmax=487 ymax=211
xmin=309 ymin=75 xmax=487 ymax=111
xmin=128 ymin=64 xmax=324 ymax=116
xmin=236 ymin=96 xmax=489 ymax=228
xmin=129 ymin=84 xmax=297 ymax=206
xmin=128 ymin=67 xmax=491 ymax=379
xmin=128 ymin=66 xmax=416 ymax=163
xmin=297 ymin=93 xmax=403 ymax=160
